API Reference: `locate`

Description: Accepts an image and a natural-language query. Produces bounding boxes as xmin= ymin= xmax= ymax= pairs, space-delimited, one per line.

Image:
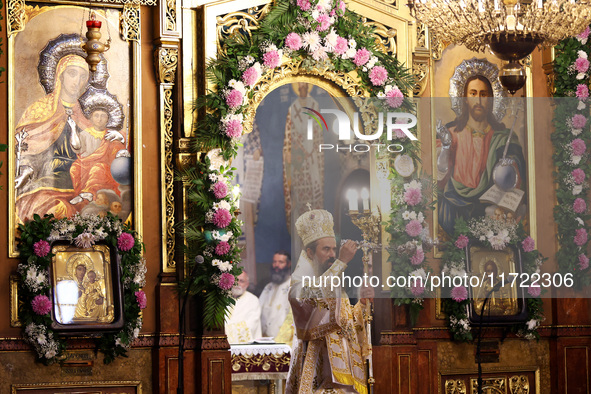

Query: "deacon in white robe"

xmin=286 ymin=209 xmax=373 ymax=394
xmin=225 ymin=271 xmax=262 ymax=344
xmin=259 ymin=250 xmax=292 ymax=339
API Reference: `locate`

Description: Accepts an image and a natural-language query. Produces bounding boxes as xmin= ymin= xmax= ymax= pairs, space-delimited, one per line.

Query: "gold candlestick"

xmin=348 ymin=207 xmax=380 ymax=394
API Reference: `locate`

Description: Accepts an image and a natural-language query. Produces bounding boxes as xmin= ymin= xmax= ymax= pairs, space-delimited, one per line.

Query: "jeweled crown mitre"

xmin=295 ymin=208 xmax=335 ymax=247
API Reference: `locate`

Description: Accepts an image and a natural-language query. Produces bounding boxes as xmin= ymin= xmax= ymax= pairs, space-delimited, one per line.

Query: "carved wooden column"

xmin=154 ymin=0 xmax=186 ymax=391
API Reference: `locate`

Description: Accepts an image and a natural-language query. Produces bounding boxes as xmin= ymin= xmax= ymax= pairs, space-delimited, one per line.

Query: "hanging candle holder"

xmin=81 ymin=11 xmax=111 ymax=72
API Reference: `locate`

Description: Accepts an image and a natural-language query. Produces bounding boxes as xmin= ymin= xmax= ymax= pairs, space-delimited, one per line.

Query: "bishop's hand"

xmin=338 ymin=240 xmax=358 ymax=264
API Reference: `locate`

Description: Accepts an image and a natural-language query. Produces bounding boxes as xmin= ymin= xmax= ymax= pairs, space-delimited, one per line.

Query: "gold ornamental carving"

xmin=244 ymin=59 xmax=367 ymax=136
xmin=216 ymin=4 xmax=273 ymax=55
xmin=165 ymin=0 xmax=177 ymax=32
xmin=120 ymin=3 xmax=140 ymax=42
xmin=509 ymin=375 xmax=529 ymax=394
xmin=156 ymin=47 xmax=179 ymax=85
xmin=445 ymin=379 xmax=467 ymax=394
xmin=430 ymin=32 xmax=444 ymax=61
xmin=155 ymin=45 xmax=179 ymax=272
xmin=471 ymin=377 xmax=506 ymax=394
xmin=162 ymin=87 xmax=176 ymax=271
xmin=380 ymin=0 xmax=398 ymax=7
xmin=413 ymin=23 xmax=431 ymax=96
xmin=364 ymin=20 xmax=397 ymax=57
xmin=7 ymin=0 xmax=26 ymax=35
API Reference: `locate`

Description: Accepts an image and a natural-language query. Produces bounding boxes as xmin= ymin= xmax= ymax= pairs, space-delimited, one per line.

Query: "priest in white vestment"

xmin=225 ymin=271 xmax=262 ymax=344
xmin=286 ymin=209 xmax=373 ymax=394
xmin=259 ymin=250 xmax=292 ymax=339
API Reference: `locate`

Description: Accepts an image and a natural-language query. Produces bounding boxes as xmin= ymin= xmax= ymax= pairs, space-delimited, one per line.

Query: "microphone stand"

xmin=476 ymin=281 xmax=502 ymax=394
xmin=177 ymin=256 xmax=203 ymax=394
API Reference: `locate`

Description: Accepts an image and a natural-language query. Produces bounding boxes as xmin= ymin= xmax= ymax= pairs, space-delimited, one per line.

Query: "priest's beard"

xmin=270 ymin=265 xmax=291 ymax=284
xmin=231 ymin=285 xmax=245 ymax=298
xmin=313 ymin=254 xmax=336 ymax=275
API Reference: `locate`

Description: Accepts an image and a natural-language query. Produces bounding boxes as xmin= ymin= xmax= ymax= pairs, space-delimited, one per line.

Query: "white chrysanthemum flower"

xmin=572 ymin=155 xmax=582 ymax=165
xmin=526 ymin=319 xmax=539 ymax=330
xmin=213 ymin=200 xmax=231 ymax=211
xmin=324 ymin=29 xmax=338 ymax=49
xmin=578 ymin=101 xmax=586 ymax=111
xmin=573 ymin=184 xmax=583 ymax=195
xmin=402 ymin=211 xmax=411 ymax=220
xmin=302 ymin=31 xmax=321 ymax=52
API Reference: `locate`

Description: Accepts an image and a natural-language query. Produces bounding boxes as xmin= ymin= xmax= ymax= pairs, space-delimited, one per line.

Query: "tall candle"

xmin=361 ymin=188 xmax=369 ymax=211
xmin=347 ymin=189 xmax=359 ymax=212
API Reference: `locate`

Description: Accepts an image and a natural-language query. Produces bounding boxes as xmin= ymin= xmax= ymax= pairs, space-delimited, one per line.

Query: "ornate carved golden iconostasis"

xmin=0 ymin=0 xmax=589 ymax=392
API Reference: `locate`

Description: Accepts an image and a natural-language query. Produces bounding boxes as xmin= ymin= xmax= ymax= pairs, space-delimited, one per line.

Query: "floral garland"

xmin=182 ymin=0 xmax=415 ymax=330
xmin=552 ymin=25 xmax=591 ymax=286
xmin=387 ymin=175 xmax=435 ymax=324
xmin=17 ymin=214 xmax=146 ymax=364
xmin=441 ymin=217 xmax=544 ymax=341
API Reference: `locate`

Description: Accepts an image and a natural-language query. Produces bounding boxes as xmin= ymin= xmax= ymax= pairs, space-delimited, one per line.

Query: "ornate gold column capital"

xmin=155 ymin=44 xmax=179 ymax=86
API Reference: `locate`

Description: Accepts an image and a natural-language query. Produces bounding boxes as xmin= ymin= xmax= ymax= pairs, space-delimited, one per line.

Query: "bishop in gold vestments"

xmin=286 ymin=209 xmax=371 ymax=394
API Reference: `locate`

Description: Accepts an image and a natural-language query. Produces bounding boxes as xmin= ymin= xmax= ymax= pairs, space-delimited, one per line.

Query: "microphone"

xmin=178 ymin=255 xmax=204 ymax=394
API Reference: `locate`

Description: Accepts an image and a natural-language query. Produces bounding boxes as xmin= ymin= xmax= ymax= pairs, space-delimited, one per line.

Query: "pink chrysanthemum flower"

xmin=522 ymin=236 xmax=535 ymax=252
xmin=572 ymin=114 xmax=587 ymax=129
xmin=31 ymin=295 xmax=52 ymax=315
xmin=403 ymin=187 xmax=422 ymax=206
xmin=315 ymin=13 xmax=331 ymax=31
xmin=572 ymin=138 xmax=587 ymax=156
xmin=579 ymin=254 xmax=590 ymax=270
xmin=118 ymin=232 xmax=135 ymax=251
xmin=576 ymin=84 xmax=589 ymax=101
xmin=285 ymin=32 xmax=302 ymax=51
xmin=218 ymin=272 xmax=235 ymax=290
xmin=226 ymin=89 xmax=243 ymax=109
xmin=213 ymin=182 xmax=228 ymax=199
xmin=353 ymin=48 xmax=371 ymax=66
xmin=528 ymin=285 xmax=541 ymax=298
xmin=578 ymin=26 xmax=590 ymax=40
xmin=410 ymin=282 xmax=425 ymax=297
xmin=386 ymin=87 xmax=404 ymax=108
xmin=405 ymin=219 xmax=422 ymax=237
xmin=263 ymin=50 xmax=281 ymax=68
xmin=410 ymin=248 xmax=425 ymax=265
xmin=334 ymin=36 xmax=348 ymax=55
xmin=225 ymin=119 xmax=243 ymax=139
xmin=455 ymin=235 xmax=469 ymax=249
xmin=572 ymin=168 xmax=586 ymax=184
xmin=135 ymin=290 xmax=147 ymax=309
xmin=215 ymin=241 xmax=231 ymax=256
xmin=213 ymin=208 xmax=232 ymax=228
xmin=338 ymin=0 xmax=346 ymax=14
xmin=573 ymin=198 xmax=587 ymax=213
xmin=369 ymin=66 xmax=388 ymax=86
xmin=297 ymin=0 xmax=311 ymax=11
xmin=451 ymin=285 xmax=468 ymax=302
xmin=575 ymin=57 xmax=590 ymax=74
xmin=575 ymin=228 xmax=588 ymax=246
xmin=33 ymin=240 xmax=51 ymax=257
xmin=242 ymin=66 xmax=260 ymax=87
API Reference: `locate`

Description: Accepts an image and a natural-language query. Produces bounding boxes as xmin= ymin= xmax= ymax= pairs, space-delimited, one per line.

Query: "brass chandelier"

xmin=407 ymin=0 xmax=591 ymax=93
